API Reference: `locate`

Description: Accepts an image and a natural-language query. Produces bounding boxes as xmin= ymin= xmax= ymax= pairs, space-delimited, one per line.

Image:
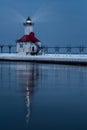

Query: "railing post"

xmin=44 ymin=47 xmax=48 ymax=54
xmin=8 ymin=45 xmax=12 ymax=53
xmin=55 ymin=47 xmax=59 ymax=54
xmin=79 ymin=46 xmax=84 ymax=54
xmin=66 ymin=47 xmax=71 ymax=54
xmin=0 ymin=45 xmax=3 ymax=53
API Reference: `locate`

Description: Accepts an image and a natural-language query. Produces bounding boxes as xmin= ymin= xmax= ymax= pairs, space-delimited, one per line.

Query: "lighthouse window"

xmin=20 ymin=43 xmax=23 ymax=48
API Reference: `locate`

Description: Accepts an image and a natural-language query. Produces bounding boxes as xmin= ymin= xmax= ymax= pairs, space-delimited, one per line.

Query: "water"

xmin=0 ymin=61 xmax=87 ymax=130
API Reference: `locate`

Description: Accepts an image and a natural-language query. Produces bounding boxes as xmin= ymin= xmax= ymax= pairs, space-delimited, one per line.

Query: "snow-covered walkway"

xmin=0 ymin=53 xmax=87 ymax=65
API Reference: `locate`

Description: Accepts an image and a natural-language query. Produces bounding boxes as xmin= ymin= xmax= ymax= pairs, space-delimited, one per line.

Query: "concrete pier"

xmin=0 ymin=53 xmax=87 ymax=65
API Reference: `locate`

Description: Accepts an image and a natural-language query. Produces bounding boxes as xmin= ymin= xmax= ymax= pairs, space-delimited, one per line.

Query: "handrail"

xmin=0 ymin=45 xmax=87 ymax=54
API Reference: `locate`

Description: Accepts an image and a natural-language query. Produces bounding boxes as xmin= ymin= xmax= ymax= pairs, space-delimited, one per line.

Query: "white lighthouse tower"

xmin=24 ymin=17 xmax=34 ymax=35
xmin=16 ymin=17 xmax=41 ymax=55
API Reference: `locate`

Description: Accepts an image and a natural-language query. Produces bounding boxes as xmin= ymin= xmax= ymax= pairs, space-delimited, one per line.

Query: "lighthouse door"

xmin=30 ymin=46 xmax=37 ymax=55
xmin=32 ymin=46 xmax=34 ymax=52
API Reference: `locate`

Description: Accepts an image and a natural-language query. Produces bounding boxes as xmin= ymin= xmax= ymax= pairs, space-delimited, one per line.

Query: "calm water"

xmin=0 ymin=62 xmax=87 ymax=130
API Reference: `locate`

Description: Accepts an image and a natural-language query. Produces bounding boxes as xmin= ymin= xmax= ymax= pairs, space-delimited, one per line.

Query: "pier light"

xmin=24 ymin=17 xmax=33 ymax=26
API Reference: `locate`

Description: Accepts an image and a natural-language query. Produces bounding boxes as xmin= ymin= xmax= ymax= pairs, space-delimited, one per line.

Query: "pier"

xmin=0 ymin=45 xmax=87 ymax=65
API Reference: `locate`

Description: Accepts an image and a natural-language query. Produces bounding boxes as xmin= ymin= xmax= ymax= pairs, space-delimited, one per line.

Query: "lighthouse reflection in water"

xmin=1 ymin=62 xmax=87 ymax=130
xmin=16 ymin=62 xmax=39 ymax=124
xmin=0 ymin=62 xmax=39 ymax=129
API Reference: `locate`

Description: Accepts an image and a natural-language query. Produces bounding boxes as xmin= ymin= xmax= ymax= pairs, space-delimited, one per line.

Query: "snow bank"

xmin=0 ymin=53 xmax=87 ymax=65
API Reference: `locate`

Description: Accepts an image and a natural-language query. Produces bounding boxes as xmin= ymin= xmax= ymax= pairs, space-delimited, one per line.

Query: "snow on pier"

xmin=0 ymin=53 xmax=87 ymax=65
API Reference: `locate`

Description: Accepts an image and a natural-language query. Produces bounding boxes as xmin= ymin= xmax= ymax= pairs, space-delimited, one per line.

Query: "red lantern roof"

xmin=17 ymin=32 xmax=40 ymax=43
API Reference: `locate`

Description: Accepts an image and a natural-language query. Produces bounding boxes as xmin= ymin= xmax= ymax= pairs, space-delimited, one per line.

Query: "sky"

xmin=0 ymin=0 xmax=87 ymax=46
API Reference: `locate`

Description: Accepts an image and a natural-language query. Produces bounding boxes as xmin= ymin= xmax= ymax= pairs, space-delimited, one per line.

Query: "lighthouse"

xmin=16 ymin=17 xmax=41 ymax=55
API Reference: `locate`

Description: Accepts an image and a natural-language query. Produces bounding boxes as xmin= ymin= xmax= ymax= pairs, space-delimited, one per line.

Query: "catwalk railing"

xmin=0 ymin=45 xmax=87 ymax=54
xmin=0 ymin=45 xmax=16 ymax=53
xmin=41 ymin=46 xmax=87 ymax=54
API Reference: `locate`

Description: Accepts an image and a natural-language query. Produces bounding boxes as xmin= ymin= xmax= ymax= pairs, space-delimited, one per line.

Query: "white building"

xmin=16 ymin=17 xmax=41 ymax=55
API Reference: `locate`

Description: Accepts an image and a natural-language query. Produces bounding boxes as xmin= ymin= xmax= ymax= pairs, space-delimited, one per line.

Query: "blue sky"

xmin=0 ymin=0 xmax=87 ymax=46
